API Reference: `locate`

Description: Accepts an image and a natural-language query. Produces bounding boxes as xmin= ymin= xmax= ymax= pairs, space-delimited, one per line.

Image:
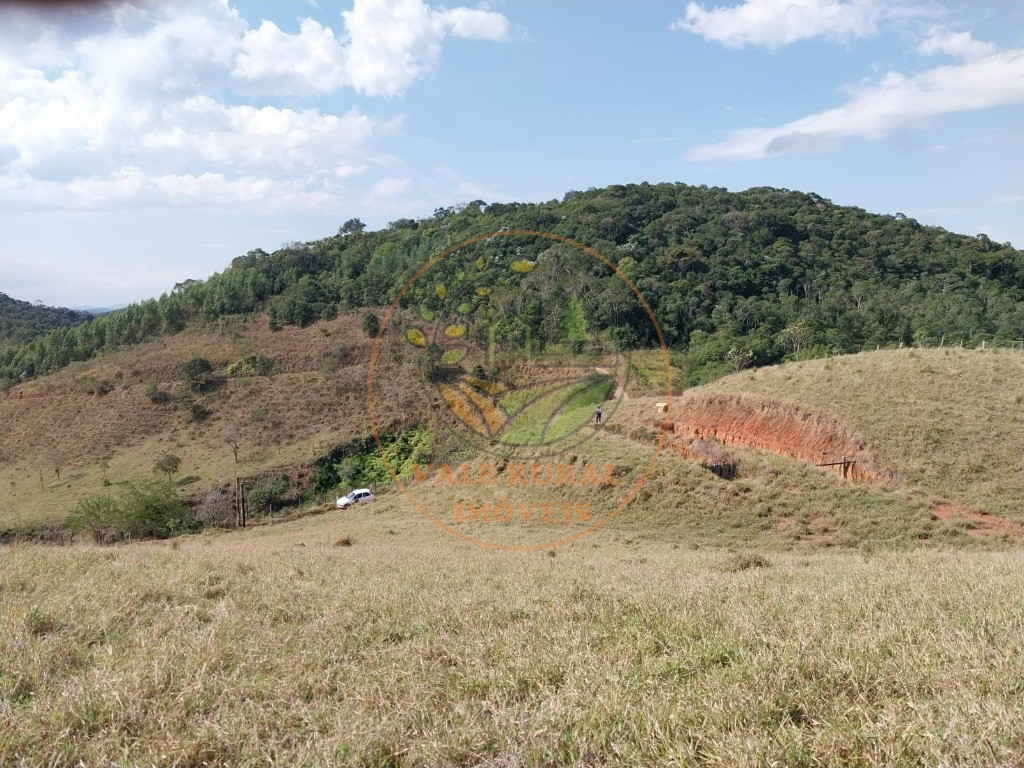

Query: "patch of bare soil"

xmin=662 ymin=394 xmax=892 ymax=483
xmin=656 ymin=394 xmax=1020 ymax=540
xmin=930 ymin=501 xmax=1024 ymax=538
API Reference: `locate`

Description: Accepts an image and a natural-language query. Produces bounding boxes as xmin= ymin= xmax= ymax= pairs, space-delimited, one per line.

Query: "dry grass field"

xmin=1 ymin=507 xmax=1022 ymax=766
xmin=0 ymin=313 xmax=415 ymax=527
xmin=703 ymin=347 xmax=1024 ymax=518
xmin=2 ymin=327 xmax=1022 ymax=766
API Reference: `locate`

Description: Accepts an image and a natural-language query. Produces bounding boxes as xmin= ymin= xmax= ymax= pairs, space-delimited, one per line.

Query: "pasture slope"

xmin=1 ymin=520 xmax=1021 ymax=766
xmin=1 ymin=327 xmax=1022 ymax=766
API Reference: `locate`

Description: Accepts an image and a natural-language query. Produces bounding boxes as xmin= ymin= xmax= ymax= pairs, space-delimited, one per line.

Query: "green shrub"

xmin=75 ymin=377 xmax=112 ymax=396
xmin=68 ymin=480 xmax=199 ymax=542
xmin=180 ymin=356 xmax=215 ymax=392
xmin=361 ymin=311 xmax=381 ymax=338
xmin=144 ymin=379 xmax=169 ymax=404
xmin=246 ymin=475 xmax=290 ymax=515
xmin=226 ymin=354 xmax=274 ymax=377
xmin=177 ymin=393 xmax=210 ymax=422
xmin=311 ymin=428 xmax=434 ymax=495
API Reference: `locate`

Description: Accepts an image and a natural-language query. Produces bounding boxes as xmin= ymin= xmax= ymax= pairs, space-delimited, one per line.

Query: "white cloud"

xmin=671 ymin=0 xmax=884 ymax=48
xmin=339 ymin=0 xmax=512 ymax=96
xmin=990 ymin=194 xmax=1024 ymax=205
xmin=0 ymin=54 xmax=384 ymax=189
xmin=441 ymin=7 xmax=513 ymax=40
xmin=233 ymin=18 xmax=347 ymax=93
xmin=0 ymin=167 xmax=342 ymax=211
xmin=918 ymin=28 xmax=996 ymax=61
xmin=369 ymin=177 xmax=413 ymax=198
xmin=688 ymin=48 xmax=1024 ymax=160
xmin=140 ymin=98 xmax=379 ymax=174
xmin=0 ymin=0 xmax=513 ymax=211
xmin=232 ymin=0 xmax=513 ymax=97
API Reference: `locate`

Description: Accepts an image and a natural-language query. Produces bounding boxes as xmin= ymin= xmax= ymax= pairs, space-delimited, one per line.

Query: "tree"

xmin=180 ymin=356 xmax=215 ymax=393
xmin=724 ymin=346 xmax=754 ymax=373
xmin=361 ymin=311 xmax=381 ymax=338
xmin=339 ymin=218 xmax=366 ymax=235
xmin=223 ymin=422 xmax=243 ymax=463
xmin=561 ymin=295 xmax=589 ymax=354
xmin=153 ymin=454 xmax=181 ymax=479
xmin=49 ymin=450 xmax=65 ymax=481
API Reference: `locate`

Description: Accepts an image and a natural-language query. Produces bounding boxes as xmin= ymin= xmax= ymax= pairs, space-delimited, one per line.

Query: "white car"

xmin=336 ymin=488 xmax=375 ymax=509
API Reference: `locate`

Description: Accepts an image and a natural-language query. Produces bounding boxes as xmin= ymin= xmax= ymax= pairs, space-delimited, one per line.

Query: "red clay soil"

xmin=659 ymin=394 xmax=1020 ymax=539
xmin=931 ymin=501 xmax=1024 ymax=537
xmin=662 ymin=394 xmax=893 ymax=483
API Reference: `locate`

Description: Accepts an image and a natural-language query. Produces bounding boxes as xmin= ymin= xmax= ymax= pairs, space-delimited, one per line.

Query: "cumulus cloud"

xmin=918 ymin=28 xmax=996 ymax=61
xmin=233 ymin=18 xmax=347 ymax=92
xmin=688 ymin=47 xmax=1024 ymax=160
xmin=0 ymin=0 xmax=513 ymax=210
xmin=140 ymin=99 xmax=379 ymax=174
xmin=337 ymin=0 xmax=512 ymax=96
xmin=671 ymin=0 xmax=885 ymax=48
xmin=232 ymin=0 xmax=512 ymax=96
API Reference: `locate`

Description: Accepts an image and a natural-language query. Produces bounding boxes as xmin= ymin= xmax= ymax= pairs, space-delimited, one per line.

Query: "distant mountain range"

xmin=69 ymin=305 xmax=127 ymax=315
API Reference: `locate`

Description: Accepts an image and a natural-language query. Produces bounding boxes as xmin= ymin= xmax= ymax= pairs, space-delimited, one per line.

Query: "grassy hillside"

xmin=1 ymin=515 xmax=1021 ymax=766
xmin=699 ymin=346 xmax=1023 ymax=518
xmin=1 ymin=320 xmax=1017 ymax=550
xmin=2 ymin=321 xmax=1021 ymax=766
xmin=0 ymin=313 xmax=408 ymax=527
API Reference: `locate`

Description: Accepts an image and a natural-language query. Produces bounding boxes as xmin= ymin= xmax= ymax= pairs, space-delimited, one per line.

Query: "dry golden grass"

xmin=700 ymin=347 xmax=1023 ymax=519
xmin=0 ymin=314 xmax=418 ymax=527
xmin=3 ymin=331 xmax=1018 ymax=553
xmin=3 ymin=338 xmax=1022 ymax=765
xmin=1 ymin=507 xmax=1021 ymax=766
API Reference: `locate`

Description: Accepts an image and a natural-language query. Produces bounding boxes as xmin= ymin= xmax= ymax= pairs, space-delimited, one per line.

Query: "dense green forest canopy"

xmin=2 ymin=183 xmax=1021 ymax=386
xmin=0 ymin=293 xmax=93 ymax=348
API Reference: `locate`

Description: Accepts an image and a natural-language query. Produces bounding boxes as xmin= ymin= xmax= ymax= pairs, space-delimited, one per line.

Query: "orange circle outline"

xmin=367 ymin=229 xmax=672 ymax=551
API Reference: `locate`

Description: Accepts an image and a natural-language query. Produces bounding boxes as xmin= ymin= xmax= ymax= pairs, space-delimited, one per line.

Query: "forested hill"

xmin=2 ymin=183 xmax=1022 ymax=386
xmin=0 ymin=293 xmax=93 ymax=348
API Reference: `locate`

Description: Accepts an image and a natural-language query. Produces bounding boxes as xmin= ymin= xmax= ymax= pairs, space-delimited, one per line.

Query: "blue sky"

xmin=1 ymin=0 xmax=1022 ymax=307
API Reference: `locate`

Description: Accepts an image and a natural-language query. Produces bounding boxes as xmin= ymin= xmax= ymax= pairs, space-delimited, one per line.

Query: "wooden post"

xmin=235 ymin=477 xmax=247 ymax=528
